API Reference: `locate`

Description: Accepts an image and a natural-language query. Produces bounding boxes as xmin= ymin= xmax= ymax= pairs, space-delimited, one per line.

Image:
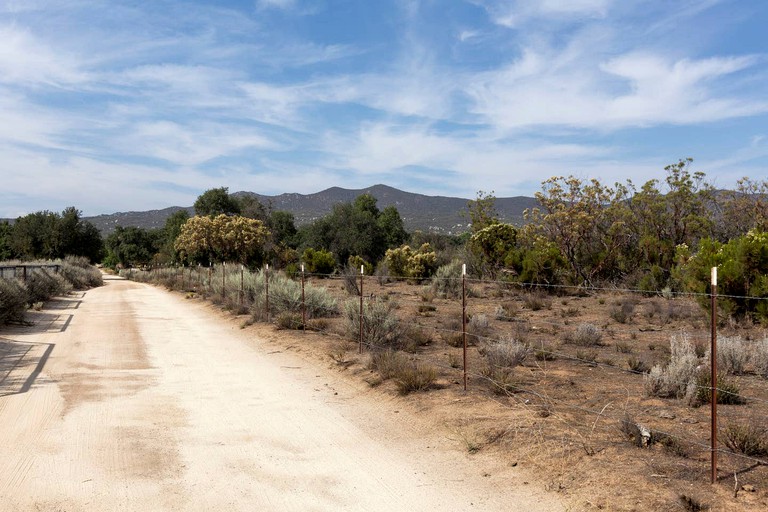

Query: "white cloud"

xmin=479 ymin=0 xmax=612 ymax=28
xmin=0 ymin=24 xmax=87 ymax=85
xmin=465 ymin=48 xmax=766 ymax=130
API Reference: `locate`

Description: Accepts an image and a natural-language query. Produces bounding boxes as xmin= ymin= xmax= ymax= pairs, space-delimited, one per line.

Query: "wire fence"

xmin=0 ymin=264 xmax=61 ymax=281
xmin=122 ymin=263 xmax=768 ymax=489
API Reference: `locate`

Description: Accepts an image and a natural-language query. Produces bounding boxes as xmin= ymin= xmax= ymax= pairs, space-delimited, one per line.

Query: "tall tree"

xmin=105 ymin=226 xmax=160 ymax=267
xmin=527 ymin=177 xmax=631 ymax=284
xmin=194 ymin=187 xmax=241 ymax=217
xmin=465 ymin=190 xmax=499 ymax=233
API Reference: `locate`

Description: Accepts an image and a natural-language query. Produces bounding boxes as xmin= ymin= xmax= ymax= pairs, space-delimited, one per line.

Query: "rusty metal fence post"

xmin=710 ymin=266 xmax=718 ymax=484
xmin=462 ymin=263 xmax=467 ymax=391
xmin=301 ymin=264 xmax=306 ymax=332
xmin=359 ymin=265 xmax=364 ymax=354
xmin=265 ymin=264 xmax=270 ymax=322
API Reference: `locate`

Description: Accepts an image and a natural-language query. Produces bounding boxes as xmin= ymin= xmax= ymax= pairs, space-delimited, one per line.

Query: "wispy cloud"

xmin=0 ymin=0 xmax=766 ymax=217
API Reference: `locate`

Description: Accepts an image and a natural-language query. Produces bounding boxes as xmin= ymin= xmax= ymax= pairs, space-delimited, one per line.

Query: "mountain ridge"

xmin=82 ymin=184 xmax=539 ymax=236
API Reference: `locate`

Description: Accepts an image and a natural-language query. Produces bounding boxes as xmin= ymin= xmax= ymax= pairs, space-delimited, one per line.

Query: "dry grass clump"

xmin=430 ymin=259 xmax=463 ymax=299
xmin=710 ymin=335 xmax=749 ymax=375
xmin=563 ymin=323 xmax=603 ymax=346
xmin=344 ymin=298 xmax=404 ymax=351
xmin=522 ymin=291 xmax=551 ymax=311
xmin=467 ymin=314 xmax=492 ymax=344
xmin=721 ymin=422 xmax=768 ymax=457
xmin=368 ymin=349 xmax=436 ymax=395
xmin=693 ymin=370 xmax=744 ymax=405
xmin=275 ymin=312 xmax=304 ymax=330
xmin=754 ymin=337 xmax=768 ymax=378
xmin=644 ymin=334 xmax=699 ymax=400
xmin=610 ymin=299 xmax=635 ymax=324
xmin=480 ymin=336 xmax=529 ymax=374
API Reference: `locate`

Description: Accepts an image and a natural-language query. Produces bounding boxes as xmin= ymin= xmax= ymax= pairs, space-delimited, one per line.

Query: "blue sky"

xmin=1 ymin=0 xmax=767 ymax=217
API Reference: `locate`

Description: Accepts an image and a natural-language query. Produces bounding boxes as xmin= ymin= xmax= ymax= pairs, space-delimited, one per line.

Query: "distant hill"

xmin=84 ymin=185 xmax=539 ymax=236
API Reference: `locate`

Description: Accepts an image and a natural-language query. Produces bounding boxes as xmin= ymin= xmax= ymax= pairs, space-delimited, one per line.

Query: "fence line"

xmin=124 ymin=263 xmax=768 ymax=486
xmin=0 ymin=264 xmax=61 ymax=282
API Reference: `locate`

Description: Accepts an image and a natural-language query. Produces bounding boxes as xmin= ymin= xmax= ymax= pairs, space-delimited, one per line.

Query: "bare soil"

xmin=0 ymin=275 xmax=563 ymax=511
xmin=239 ymin=275 xmax=768 ymax=512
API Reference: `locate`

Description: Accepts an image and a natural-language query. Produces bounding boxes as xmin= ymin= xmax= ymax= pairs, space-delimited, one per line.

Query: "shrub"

xmin=59 ymin=258 xmax=103 ymax=289
xmin=753 ymin=338 xmax=768 ymax=378
xmin=369 ymin=349 xmax=410 ymax=378
xmin=563 ymin=323 xmax=602 ymax=346
xmin=674 ymin=231 xmax=768 ymax=324
xmin=0 ymin=278 xmax=28 ymax=324
xmin=523 ymin=291 xmax=551 ymax=311
xmin=394 ymin=363 xmax=437 ymax=395
xmin=26 ymin=268 xmax=68 ymax=303
xmin=384 ymin=243 xmax=438 ymax=281
xmin=710 ymin=335 xmax=749 ymax=375
xmin=481 ymin=336 xmax=529 ymax=375
xmin=610 ymin=300 xmax=635 ymax=324
xmin=576 ymin=349 xmax=598 ymax=365
xmin=627 ymin=357 xmax=650 ymax=374
xmin=302 ymin=248 xmax=336 ymax=275
xmin=467 ymin=314 xmax=492 ymax=344
xmin=693 ymin=369 xmax=744 ymax=405
xmin=253 ymin=272 xmax=337 ymax=319
xmin=644 ymin=334 xmax=699 ymax=400
xmin=275 ymin=312 xmax=303 ymax=330
xmin=341 ymin=264 xmax=361 ymax=296
xmin=494 ymin=301 xmax=518 ymax=321
xmin=430 ymin=259 xmax=463 ymax=299
xmin=721 ymin=422 xmax=768 ymax=457
xmin=344 ymin=298 xmax=403 ymax=351
xmin=403 ymin=326 xmax=433 ymax=352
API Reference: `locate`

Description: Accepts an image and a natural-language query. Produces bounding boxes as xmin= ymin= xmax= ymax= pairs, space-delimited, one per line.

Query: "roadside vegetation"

xmin=0 ymin=256 xmax=102 ymax=324
xmin=5 ymin=159 xmax=768 ymax=509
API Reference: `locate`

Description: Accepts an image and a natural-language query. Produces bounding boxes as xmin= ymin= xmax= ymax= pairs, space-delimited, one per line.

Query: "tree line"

xmin=3 ymin=159 xmax=768 ymax=322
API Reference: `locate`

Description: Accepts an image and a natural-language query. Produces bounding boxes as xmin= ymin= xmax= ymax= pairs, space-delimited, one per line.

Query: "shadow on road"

xmin=0 ymin=337 xmax=54 ymax=397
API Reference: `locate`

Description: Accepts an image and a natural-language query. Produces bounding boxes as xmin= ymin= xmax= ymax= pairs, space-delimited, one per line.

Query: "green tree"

xmin=193 ymin=187 xmax=242 ymax=217
xmin=105 ymin=226 xmax=160 ymax=268
xmin=237 ymin=194 xmax=270 ymax=222
xmin=9 ymin=207 xmax=103 ymax=262
xmin=302 ymin=248 xmax=336 ymax=274
xmin=0 ymin=221 xmax=13 ymax=260
xmin=717 ymin=177 xmax=768 ymax=240
xmin=378 ymin=206 xmax=408 ymax=248
xmin=468 ymin=223 xmax=519 ymax=279
xmin=627 ymin=159 xmax=715 ymax=289
xmin=156 ymin=209 xmax=190 ymax=264
xmin=268 ymin=211 xmax=298 ymax=248
xmin=675 ymin=230 xmax=768 ymax=324
xmin=527 ymin=177 xmax=631 ymax=285
xmin=300 ymin=194 xmax=407 ymax=266
xmin=465 ymin=190 xmax=499 ymax=233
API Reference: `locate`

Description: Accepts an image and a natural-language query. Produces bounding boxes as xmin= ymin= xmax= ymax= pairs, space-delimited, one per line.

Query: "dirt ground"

xmin=0 ymin=275 xmax=564 ymax=511
xmin=232 ymin=274 xmax=768 ymax=512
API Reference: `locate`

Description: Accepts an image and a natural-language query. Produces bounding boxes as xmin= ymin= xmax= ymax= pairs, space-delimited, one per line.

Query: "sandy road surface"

xmin=0 ymin=275 xmax=564 ymax=511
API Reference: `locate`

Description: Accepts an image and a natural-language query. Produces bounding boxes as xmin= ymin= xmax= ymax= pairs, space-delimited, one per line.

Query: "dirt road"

xmin=0 ymin=275 xmax=563 ymax=511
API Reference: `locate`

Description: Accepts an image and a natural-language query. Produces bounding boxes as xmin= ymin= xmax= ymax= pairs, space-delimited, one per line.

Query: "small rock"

xmin=659 ymin=410 xmax=676 ymax=420
xmin=742 ymin=484 xmax=756 ymax=492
